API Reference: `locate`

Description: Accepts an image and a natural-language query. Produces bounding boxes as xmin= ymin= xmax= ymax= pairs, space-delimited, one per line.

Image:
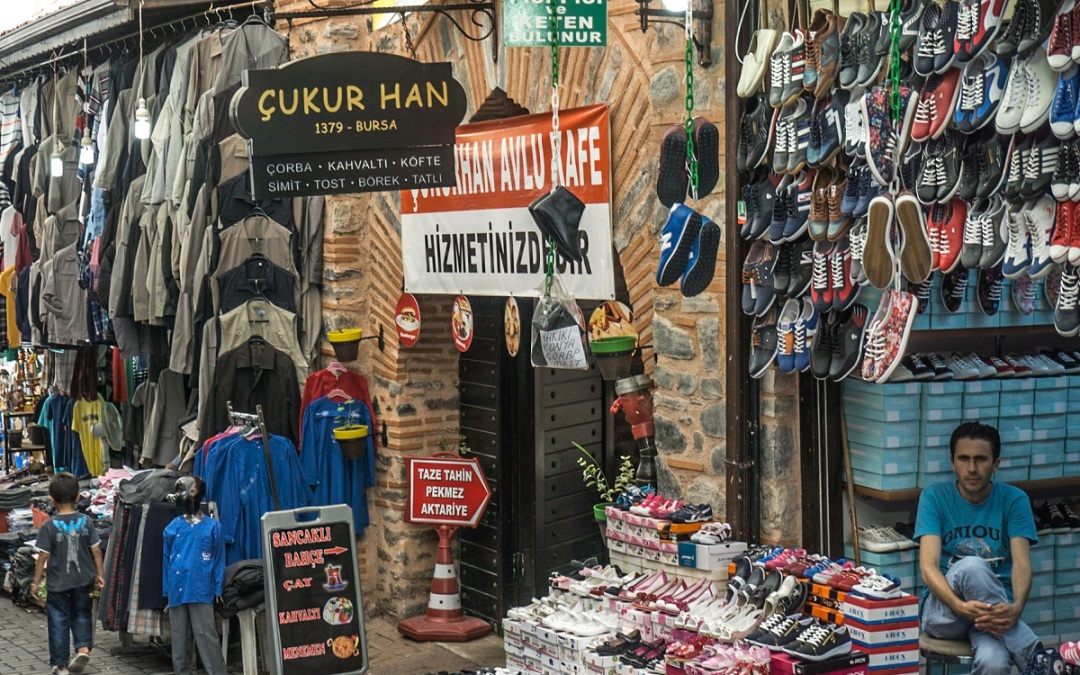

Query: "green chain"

xmin=684 ymin=28 xmax=699 ymax=200
xmin=888 ymin=0 xmax=903 ymax=124
xmin=546 ymin=0 xmax=559 ymax=292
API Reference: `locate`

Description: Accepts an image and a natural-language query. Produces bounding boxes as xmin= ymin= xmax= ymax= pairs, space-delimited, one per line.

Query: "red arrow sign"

xmin=404 ymin=456 xmax=492 ymax=527
xmin=322 ymin=546 xmax=347 ymax=556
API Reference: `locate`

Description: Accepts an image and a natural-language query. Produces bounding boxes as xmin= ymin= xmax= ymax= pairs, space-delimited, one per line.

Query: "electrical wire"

xmin=733 ymin=0 xmax=753 ymax=66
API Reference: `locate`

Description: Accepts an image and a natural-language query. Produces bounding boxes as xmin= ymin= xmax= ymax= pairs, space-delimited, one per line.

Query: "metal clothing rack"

xmin=226 ymin=401 xmax=280 ymax=511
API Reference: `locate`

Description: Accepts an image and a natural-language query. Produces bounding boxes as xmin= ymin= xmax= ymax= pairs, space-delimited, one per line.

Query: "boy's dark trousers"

xmin=45 ymin=584 xmax=94 ymax=667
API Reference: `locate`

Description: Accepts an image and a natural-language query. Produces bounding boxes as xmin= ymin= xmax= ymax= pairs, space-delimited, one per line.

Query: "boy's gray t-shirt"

xmin=37 ymin=513 xmax=101 ymax=592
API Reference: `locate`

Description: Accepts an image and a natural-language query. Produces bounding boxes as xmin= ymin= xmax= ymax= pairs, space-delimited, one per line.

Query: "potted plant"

xmin=574 ymin=442 xmax=634 ymax=524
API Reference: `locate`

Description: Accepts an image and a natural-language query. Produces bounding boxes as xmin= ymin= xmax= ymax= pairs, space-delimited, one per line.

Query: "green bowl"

xmin=589 ymin=336 xmax=636 ymax=354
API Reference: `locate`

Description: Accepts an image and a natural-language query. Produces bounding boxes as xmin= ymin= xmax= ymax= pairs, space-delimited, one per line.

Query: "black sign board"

xmin=262 ymin=506 xmax=367 ymax=675
xmin=249 ymin=145 xmax=456 ymax=199
xmin=232 ymin=52 xmax=468 ymax=156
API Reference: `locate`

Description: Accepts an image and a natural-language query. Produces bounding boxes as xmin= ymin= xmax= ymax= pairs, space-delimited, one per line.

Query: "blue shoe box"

xmin=917 ymin=470 xmax=955 ymax=489
xmin=1032 ymin=415 xmax=1067 ymax=441
xmin=996 ymin=463 xmax=1029 ymax=483
xmin=1057 ymin=567 xmax=1080 ymax=586
xmin=1030 ymin=541 xmax=1056 ymax=574
xmin=852 ymin=468 xmax=918 ymax=491
xmin=920 ymin=446 xmax=952 ymax=474
xmin=965 ymin=310 xmax=1000 ymax=328
xmin=1065 ymin=452 xmax=1080 ymax=476
xmin=848 ymin=445 xmax=920 ymax=476
xmin=923 ymin=419 xmax=960 ymax=446
xmin=930 ymin=311 xmax=970 ymax=330
xmin=1029 ymin=463 xmax=1064 ymax=481
xmin=1056 ymin=618 xmax=1080 ymax=638
xmin=923 ymin=382 xmax=965 ymax=420
xmin=846 ymin=413 xmax=922 ymax=449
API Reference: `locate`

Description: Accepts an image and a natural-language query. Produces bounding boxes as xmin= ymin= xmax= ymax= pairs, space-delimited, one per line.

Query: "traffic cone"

xmin=397 ymin=525 xmax=492 ymax=641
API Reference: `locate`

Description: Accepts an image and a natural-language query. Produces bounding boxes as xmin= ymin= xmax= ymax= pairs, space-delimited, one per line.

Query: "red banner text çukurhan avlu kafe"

xmin=400 ymin=105 xmax=615 ymax=300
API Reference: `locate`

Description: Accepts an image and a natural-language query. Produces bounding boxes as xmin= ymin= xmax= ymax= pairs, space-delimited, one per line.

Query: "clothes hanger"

xmin=327 ymin=388 xmax=351 ymax=402
xmin=327 ymin=361 xmax=348 ymax=376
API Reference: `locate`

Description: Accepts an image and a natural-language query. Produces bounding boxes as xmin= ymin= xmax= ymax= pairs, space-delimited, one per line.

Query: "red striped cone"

xmin=397 ymin=525 xmax=492 ymax=641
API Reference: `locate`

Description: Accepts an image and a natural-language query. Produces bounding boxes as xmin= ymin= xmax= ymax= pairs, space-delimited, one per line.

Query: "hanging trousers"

xmin=169 ymin=602 xmax=226 ymax=675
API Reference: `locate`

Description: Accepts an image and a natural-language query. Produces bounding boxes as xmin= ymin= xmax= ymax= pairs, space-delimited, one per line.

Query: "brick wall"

xmin=274 ymin=0 xmax=738 ymax=618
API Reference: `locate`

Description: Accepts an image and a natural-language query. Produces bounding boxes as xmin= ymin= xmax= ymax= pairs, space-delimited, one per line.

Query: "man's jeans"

xmin=46 ymin=584 xmax=94 ymax=667
xmin=922 ymin=557 xmax=1040 ymax=675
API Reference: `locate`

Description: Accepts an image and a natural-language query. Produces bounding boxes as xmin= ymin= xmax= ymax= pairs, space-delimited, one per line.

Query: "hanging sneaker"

xmin=832 ymin=236 xmax=859 ymax=311
xmin=738 ymin=95 xmax=776 ymax=172
xmin=937 ymin=199 xmax=968 ymax=273
xmin=773 ymin=104 xmax=793 ymax=172
xmin=955 ymin=0 xmax=982 ymax=62
xmin=957 ymin=53 xmax=1009 ymax=132
xmin=745 ymin=172 xmax=780 ymax=241
xmin=896 ymin=191 xmax=933 ymax=284
xmin=1026 ymin=194 xmax=1057 ymax=279
xmin=1051 ymin=199 xmax=1075 ymax=263
xmin=657 ymin=204 xmax=702 ymax=286
xmin=913 ymin=69 xmax=962 ymax=142
xmin=941 ymin=265 xmax=970 ymax=313
xmin=1012 ymin=274 xmax=1038 ymax=314
xmin=819 ymin=92 xmax=846 ymax=164
xmin=915 ymin=2 xmax=944 ymax=76
xmin=838 ymin=12 xmax=866 ymax=90
xmin=831 ymin=303 xmax=868 ymax=381
xmin=996 ymin=0 xmax=1032 ymax=59
xmin=681 ymin=215 xmax=721 ymax=297
xmin=978 ymin=195 xmax=1007 ymax=268
xmin=1002 ymin=204 xmax=1033 ymax=278
xmin=864 ymin=86 xmax=913 ymax=186
xmin=1019 ymin=0 xmax=1062 ymax=56
xmin=1068 ymin=140 xmax=1080 ymax=201
xmin=810 ymin=310 xmax=839 ymax=380
xmin=750 ymin=309 xmax=781 ymax=378
xmin=788 ymin=98 xmax=812 ymax=173
xmin=770 ymin=174 xmax=794 ymax=244
xmin=936 ymin=134 xmax=963 ymax=202
xmin=784 ymin=170 xmax=814 ymax=241
xmin=1051 ymin=66 xmax=1080 ymax=138
xmin=776 ymin=298 xmax=801 ymax=373
xmin=961 ymin=198 xmax=988 ymax=269
xmin=910 ymin=276 xmax=934 ymax=313
xmin=811 ymin=9 xmax=842 ymax=97
xmin=855 ymin=164 xmax=877 ymax=217
xmin=827 ymin=173 xmax=851 ymax=241
xmin=900 ymin=139 xmax=925 ymax=190
xmin=844 ymin=97 xmax=866 ymax=157
xmin=1003 ymin=137 xmax=1028 ymax=201
xmin=856 ymin=12 xmax=889 ymax=87
xmin=917 ymin=146 xmax=944 ymax=205
xmin=657 ymin=126 xmax=689 ymax=207
xmin=1053 ymin=139 xmax=1076 ymax=199
xmin=1048 ymin=0 xmax=1078 ymax=71
xmin=738 ymin=29 xmax=780 ymax=98
xmin=849 ymin=217 xmax=869 ymax=285
xmin=860 ymin=293 xmax=893 ymax=382
xmin=1070 ymin=193 xmax=1080 ymax=263
xmin=936 ymin=1 xmax=961 ymax=73
xmin=900 ymin=0 xmax=929 ymax=52
xmin=876 ymin=290 xmax=919 ymax=383
xmin=957 ymin=146 xmax=980 ymax=202
xmin=808 ymin=98 xmax=826 ymax=167
xmin=810 ymin=240 xmax=834 ymax=313
xmin=996 ymin=56 xmax=1030 ymax=133
xmin=1020 ymin=48 xmax=1058 ymax=133
xmin=743 ymin=241 xmax=770 ymax=315
xmin=976 ymin=134 xmax=1011 ymax=199
xmin=970 ymin=0 xmax=1009 ymax=61
xmin=769 ymin=31 xmax=798 ymax=108
xmin=977 ymin=263 xmax=1004 ymax=314
xmin=1020 ymin=135 xmax=1059 ymax=200
xmin=793 ymin=299 xmax=819 ymax=372
xmin=782 ymin=30 xmax=808 ymax=107
xmin=808 ymin=166 xmax=833 ymax=240
xmin=773 ymin=242 xmax=794 ymax=296
xmin=1047 ymin=265 xmax=1063 ymax=307
xmin=789 ymin=237 xmax=817 ymax=297
xmin=864 ymin=194 xmax=896 ymax=289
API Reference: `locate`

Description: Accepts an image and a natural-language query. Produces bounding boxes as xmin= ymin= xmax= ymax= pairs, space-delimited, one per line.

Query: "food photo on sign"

xmin=504 ymin=297 xmax=521 ymax=356
xmin=395 ymin=293 xmax=422 ymax=346
xmin=452 ymin=295 xmax=473 ymax=352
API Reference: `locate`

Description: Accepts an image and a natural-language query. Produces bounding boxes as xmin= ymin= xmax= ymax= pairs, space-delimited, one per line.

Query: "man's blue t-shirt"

xmin=914 ymin=480 xmax=1038 ymax=601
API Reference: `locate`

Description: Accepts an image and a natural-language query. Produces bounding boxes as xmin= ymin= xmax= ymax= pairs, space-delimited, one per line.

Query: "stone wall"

xmin=275 ymin=0 xmax=737 ymax=618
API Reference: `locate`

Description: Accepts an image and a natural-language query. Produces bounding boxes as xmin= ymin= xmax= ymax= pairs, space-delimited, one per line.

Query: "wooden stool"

xmin=920 ymin=633 xmax=974 ymax=675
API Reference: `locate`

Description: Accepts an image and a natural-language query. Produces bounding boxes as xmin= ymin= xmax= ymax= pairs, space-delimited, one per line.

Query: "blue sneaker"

xmin=803 ymin=559 xmax=832 ymax=578
xmin=776 ymin=299 xmax=800 ymax=373
xmin=681 ymin=215 xmax=721 ymax=297
xmin=792 ymin=299 xmax=818 ymax=372
xmin=770 ymin=174 xmax=794 ymax=244
xmin=656 ymin=204 xmax=701 ymax=286
xmin=960 ymin=52 xmax=1008 ymax=132
xmin=1002 ymin=205 xmax=1031 ymax=279
xmin=1052 ymin=65 xmax=1079 ymax=140
xmin=783 ymin=170 xmax=812 ymax=241
xmin=840 ymin=163 xmax=862 ymax=217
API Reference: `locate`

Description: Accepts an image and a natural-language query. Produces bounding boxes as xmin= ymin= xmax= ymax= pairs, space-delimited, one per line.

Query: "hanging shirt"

xmin=71 ymin=395 xmax=106 ymax=477
xmin=0 ymin=266 xmax=18 ymax=347
xmin=162 ymin=515 xmax=224 ymax=607
xmin=299 ymin=396 xmax=375 ymax=531
xmin=300 ymin=368 xmax=376 ymax=441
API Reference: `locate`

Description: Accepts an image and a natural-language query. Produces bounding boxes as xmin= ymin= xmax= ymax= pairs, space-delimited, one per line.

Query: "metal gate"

xmin=457 ymin=298 xmax=609 ymax=626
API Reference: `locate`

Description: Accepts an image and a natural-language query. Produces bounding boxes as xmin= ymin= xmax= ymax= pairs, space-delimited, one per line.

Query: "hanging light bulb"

xmin=79 ymin=130 xmax=94 ymax=166
xmin=134 ymin=98 xmax=151 ymax=140
xmin=50 ymin=147 xmax=64 ymax=178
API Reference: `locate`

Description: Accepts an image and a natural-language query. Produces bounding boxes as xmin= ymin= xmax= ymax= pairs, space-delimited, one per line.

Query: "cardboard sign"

xmin=400 ymin=105 xmax=615 ymax=300
xmin=503 ymin=0 xmax=608 ymax=47
xmin=452 ymin=295 xmax=473 ymax=352
xmin=261 ymin=506 xmax=367 ymax=675
xmin=232 ymin=52 xmax=467 ymax=155
xmin=395 ymin=294 xmax=421 ymax=347
xmin=404 ymin=457 xmax=492 ymax=527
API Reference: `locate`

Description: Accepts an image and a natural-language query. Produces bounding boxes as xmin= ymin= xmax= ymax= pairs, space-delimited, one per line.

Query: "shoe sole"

xmin=658 ymin=208 xmax=702 ymax=286
xmin=875 ymin=297 xmax=918 ymax=383
xmin=681 ymin=220 xmax=721 ymax=297
xmin=864 ymin=197 xmax=896 ymax=289
xmin=656 ymin=126 xmax=689 ymax=207
xmin=896 ymin=194 xmax=932 ymax=283
xmin=694 ymin=119 xmax=720 ymax=198
xmin=782 ymin=641 xmax=852 ymax=662
xmin=68 ymin=654 xmax=89 ymax=673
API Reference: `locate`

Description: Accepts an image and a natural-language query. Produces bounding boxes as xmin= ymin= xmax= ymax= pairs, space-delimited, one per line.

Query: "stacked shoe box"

xmin=840 ymin=593 xmax=920 ymax=674
xmin=1053 ymin=532 xmax=1080 ymax=639
xmin=841 ymin=380 xmax=922 ymax=491
xmin=1030 ymin=376 xmax=1068 ymax=480
xmin=605 ymin=507 xmax=680 ymax=569
xmin=506 ymin=617 xmax=613 ymax=675
xmin=1023 ymin=532 xmax=1057 ymax=642
xmin=918 ymin=382 xmax=964 ymax=487
xmin=1068 ymin=381 xmax=1080 ymax=475
xmin=770 ymin=651 xmax=870 ymax=675
xmin=999 ymin=378 xmax=1036 ymax=479
xmin=806 ymin=581 xmax=847 ymax=626
xmin=842 ymin=547 xmax=918 ymax=595
xmin=605 ymin=507 xmax=736 ymax=578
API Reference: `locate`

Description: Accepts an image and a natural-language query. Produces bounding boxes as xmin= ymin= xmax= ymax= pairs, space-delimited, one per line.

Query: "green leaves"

xmin=573 ymin=442 xmax=635 ymax=503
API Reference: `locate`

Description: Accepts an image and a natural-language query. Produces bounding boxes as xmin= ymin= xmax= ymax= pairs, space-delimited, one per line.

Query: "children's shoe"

xmin=669 ymin=503 xmax=714 ymax=524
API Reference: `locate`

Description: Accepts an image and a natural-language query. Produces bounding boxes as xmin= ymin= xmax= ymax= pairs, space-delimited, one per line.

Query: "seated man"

xmin=915 ymin=421 xmax=1040 ymax=675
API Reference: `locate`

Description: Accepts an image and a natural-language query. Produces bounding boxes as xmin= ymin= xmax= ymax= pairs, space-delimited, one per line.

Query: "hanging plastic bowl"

xmin=333 ymin=424 xmax=370 ymax=460
xmin=327 ymin=328 xmax=363 ymax=362
xmin=589 ymin=335 xmax=636 ymax=381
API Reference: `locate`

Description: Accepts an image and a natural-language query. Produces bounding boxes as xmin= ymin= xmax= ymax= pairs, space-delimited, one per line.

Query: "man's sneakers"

xmin=782 ymin=621 xmax=852 ymax=662
xmin=657 ymin=204 xmax=720 ymax=297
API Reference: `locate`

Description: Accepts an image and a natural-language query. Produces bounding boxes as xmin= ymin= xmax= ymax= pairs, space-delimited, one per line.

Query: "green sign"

xmin=503 ymin=0 xmax=607 ymax=47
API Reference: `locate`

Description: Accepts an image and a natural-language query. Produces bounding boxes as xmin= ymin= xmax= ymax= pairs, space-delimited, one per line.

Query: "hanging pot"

xmin=327 ymin=328 xmax=363 ymax=362
xmin=589 ymin=336 xmax=636 ymax=381
xmin=333 ymin=424 xmax=369 ymax=460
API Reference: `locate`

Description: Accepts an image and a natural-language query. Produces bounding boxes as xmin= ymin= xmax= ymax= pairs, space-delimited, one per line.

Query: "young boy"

xmin=30 ymin=473 xmax=104 ymax=675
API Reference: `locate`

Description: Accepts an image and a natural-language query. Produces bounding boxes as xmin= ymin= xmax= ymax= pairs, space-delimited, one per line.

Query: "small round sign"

xmin=504 ymin=297 xmax=521 ymax=357
xmin=589 ymin=301 xmax=637 ymax=342
xmin=452 ymin=295 xmax=473 ymax=352
xmin=395 ymin=293 xmax=422 ymax=347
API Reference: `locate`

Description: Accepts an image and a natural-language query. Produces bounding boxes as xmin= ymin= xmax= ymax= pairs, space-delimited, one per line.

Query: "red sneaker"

xmin=1051 ymin=200 xmax=1074 ymax=264
xmin=911 ymin=69 xmax=961 ymax=142
xmin=936 ymin=199 xmax=968 ymax=273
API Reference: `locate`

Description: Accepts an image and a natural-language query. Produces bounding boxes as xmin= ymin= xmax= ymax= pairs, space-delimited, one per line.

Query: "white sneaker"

xmin=966 ymin=353 xmax=998 ymax=378
xmin=1026 ymin=195 xmax=1057 ymax=279
xmin=769 ymin=32 xmax=796 ymax=108
xmin=996 ymin=58 xmax=1029 ymax=134
xmin=1020 ymin=48 xmax=1057 ymax=134
xmin=1002 ymin=206 xmax=1031 ymax=279
xmin=857 ymin=526 xmax=901 ymax=552
xmin=739 ymin=30 xmax=780 ymax=98
xmin=946 ymin=353 xmax=981 ymax=380
xmin=852 ymin=573 xmax=903 ymax=600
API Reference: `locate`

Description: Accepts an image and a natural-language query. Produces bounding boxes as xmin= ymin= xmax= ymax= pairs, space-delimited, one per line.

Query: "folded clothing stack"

xmin=0 ymin=486 xmax=32 ymax=511
xmin=6 ymin=508 xmax=33 ymax=533
xmin=218 ymin=560 xmax=265 ymax=618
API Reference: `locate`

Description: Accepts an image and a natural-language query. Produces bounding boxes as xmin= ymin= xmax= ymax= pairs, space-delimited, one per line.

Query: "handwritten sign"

xmin=405 ymin=457 xmax=492 ymax=527
xmin=262 ymin=506 xmax=367 ymax=675
xmin=540 ymin=325 xmax=588 ymax=369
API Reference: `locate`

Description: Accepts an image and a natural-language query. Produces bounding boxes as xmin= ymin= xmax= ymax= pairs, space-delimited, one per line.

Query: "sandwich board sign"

xmin=262 ymin=505 xmax=367 ymax=675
